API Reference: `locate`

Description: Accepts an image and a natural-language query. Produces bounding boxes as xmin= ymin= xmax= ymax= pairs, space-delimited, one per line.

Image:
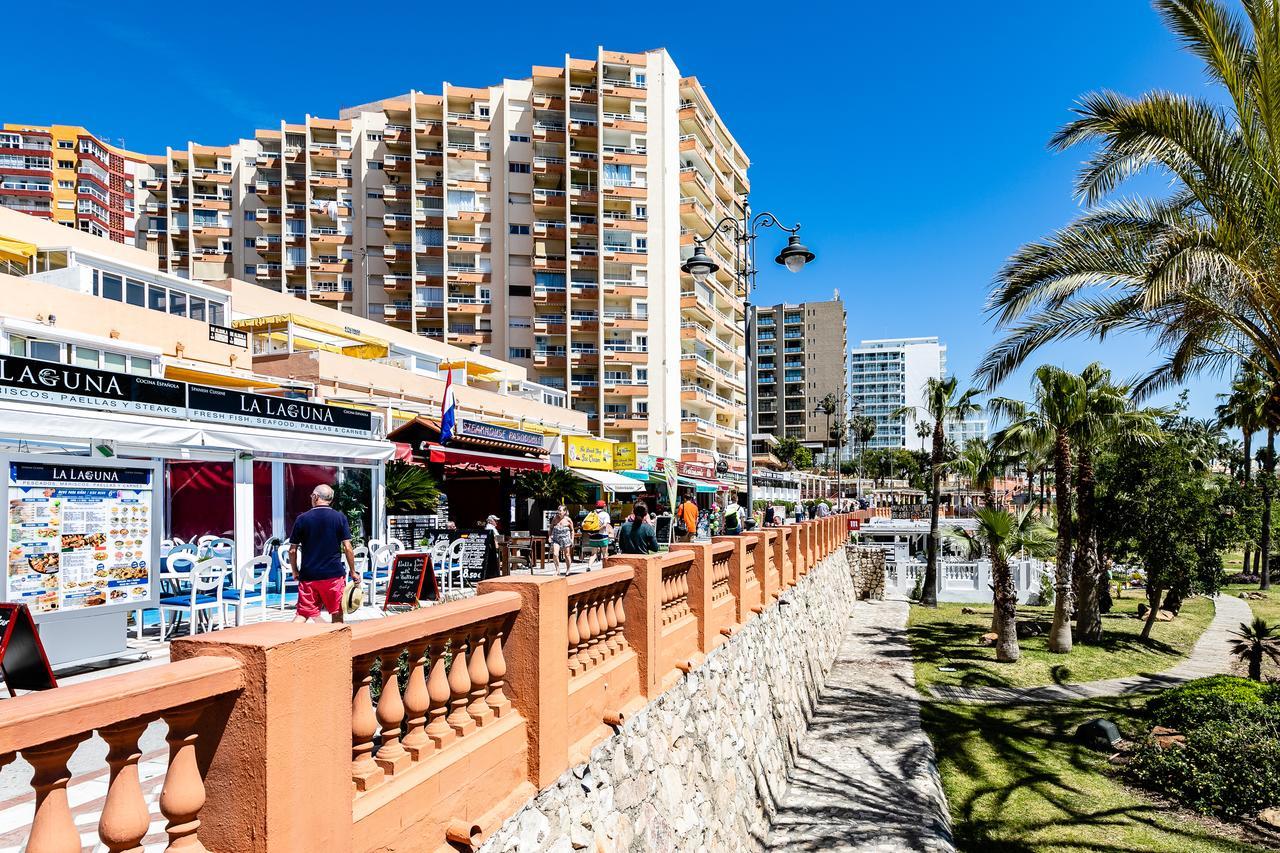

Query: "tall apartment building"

xmin=1 ymin=47 xmax=750 ymax=469
xmin=753 ymin=298 xmax=848 ymax=451
xmin=848 ymin=336 xmax=988 ymax=450
xmin=0 ymin=125 xmax=146 ymax=244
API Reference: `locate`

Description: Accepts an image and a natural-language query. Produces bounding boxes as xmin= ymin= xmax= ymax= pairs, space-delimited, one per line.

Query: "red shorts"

xmin=296 ymin=576 xmax=346 ymax=619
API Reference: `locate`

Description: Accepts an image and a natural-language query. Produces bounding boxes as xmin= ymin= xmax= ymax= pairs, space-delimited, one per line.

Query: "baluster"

xmin=160 ymin=704 xmax=208 ymax=852
xmin=586 ymin=594 xmax=603 ymax=666
xmin=25 ymin=736 xmax=85 ymax=853
xmin=615 ymin=587 xmax=628 ymax=651
xmin=567 ymin=599 xmax=581 ymax=675
xmin=467 ymin=631 xmax=493 ymax=726
xmin=604 ymin=592 xmax=620 ymax=655
xmin=99 ymin=719 xmax=151 ymax=853
xmin=575 ymin=595 xmax=592 ymax=671
xmin=425 ymin=640 xmax=454 ymax=750
xmin=446 ymin=635 xmax=476 ymax=736
xmin=351 ymin=654 xmax=383 ymax=791
xmin=375 ymin=649 xmax=410 ymax=774
xmin=402 ymin=641 xmax=431 ymax=761
xmin=486 ymin=623 xmax=511 ymax=717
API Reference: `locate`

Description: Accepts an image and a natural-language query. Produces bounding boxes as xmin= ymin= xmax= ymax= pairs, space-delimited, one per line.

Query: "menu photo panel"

xmin=5 ymin=457 xmax=158 ymax=618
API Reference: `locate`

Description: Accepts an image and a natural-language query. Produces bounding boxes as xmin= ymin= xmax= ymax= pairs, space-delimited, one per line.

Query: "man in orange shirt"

xmin=677 ymin=494 xmax=699 ymax=543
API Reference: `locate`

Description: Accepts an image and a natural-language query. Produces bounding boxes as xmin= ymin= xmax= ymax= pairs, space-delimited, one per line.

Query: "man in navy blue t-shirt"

xmin=289 ymin=484 xmax=358 ymax=622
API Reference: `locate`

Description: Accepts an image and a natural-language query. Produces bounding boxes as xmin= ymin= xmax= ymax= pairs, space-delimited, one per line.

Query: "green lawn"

xmin=1222 ymin=582 xmax=1280 ymax=681
xmin=923 ymin=697 xmax=1267 ymax=852
xmin=909 ymin=594 xmax=1215 ymax=692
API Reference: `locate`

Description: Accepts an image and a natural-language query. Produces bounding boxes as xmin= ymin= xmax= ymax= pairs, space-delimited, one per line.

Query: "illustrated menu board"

xmin=6 ymin=463 xmax=154 ymax=615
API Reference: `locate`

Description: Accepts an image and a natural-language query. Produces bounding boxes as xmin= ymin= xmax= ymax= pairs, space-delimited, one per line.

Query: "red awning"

xmin=392 ymin=442 xmax=415 ymax=463
xmin=427 ymin=444 xmax=551 ymax=473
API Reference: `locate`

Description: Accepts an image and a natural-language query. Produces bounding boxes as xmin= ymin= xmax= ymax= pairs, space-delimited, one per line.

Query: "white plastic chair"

xmin=443 ymin=538 xmax=466 ymax=591
xmin=205 ymin=537 xmax=235 ymax=563
xmin=427 ymin=540 xmax=450 ymax=597
xmin=386 ymin=538 xmax=406 ymax=556
xmin=273 ymin=541 xmax=295 ymax=610
xmin=223 ymin=555 xmax=271 ymax=627
xmin=364 ymin=544 xmax=395 ymax=607
xmin=196 ymin=534 xmax=218 ymax=550
xmin=159 ymin=558 xmax=229 ymax=637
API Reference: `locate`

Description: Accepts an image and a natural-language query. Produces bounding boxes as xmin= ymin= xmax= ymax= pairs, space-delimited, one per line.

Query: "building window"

xmin=509 ymin=162 xmax=531 ymax=174
xmin=366 ymin=132 xmax=383 ymax=142
xmin=244 ymin=210 xmax=255 ymax=221
xmin=57 ymin=160 xmax=74 ymax=169
xmin=509 ymin=134 xmax=530 ymax=143
xmin=58 ymin=140 xmax=73 ymax=149
xmin=509 ymin=347 xmax=531 ymax=360
xmin=509 ymin=285 xmax=531 ymax=297
xmin=57 ymin=180 xmax=73 ymax=189
xmin=125 ymin=279 xmax=145 ymax=307
xmin=508 ymin=193 xmax=530 ymax=205
xmin=509 ymin=224 xmax=530 ymax=235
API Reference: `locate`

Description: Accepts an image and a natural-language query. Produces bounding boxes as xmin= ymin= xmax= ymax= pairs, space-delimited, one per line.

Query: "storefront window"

xmin=166 ymin=460 xmax=234 ymax=545
xmin=253 ymin=461 xmax=273 ymax=552
xmin=284 ymin=463 xmax=339 ymax=538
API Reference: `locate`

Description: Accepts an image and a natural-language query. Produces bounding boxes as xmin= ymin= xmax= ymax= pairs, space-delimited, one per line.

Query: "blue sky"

xmin=16 ymin=1 xmax=1223 ymax=417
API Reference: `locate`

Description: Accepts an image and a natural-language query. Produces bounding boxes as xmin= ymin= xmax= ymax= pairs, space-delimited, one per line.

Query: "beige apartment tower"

xmin=1 ymin=47 xmax=750 ymax=471
xmin=753 ymin=298 xmax=849 ymax=452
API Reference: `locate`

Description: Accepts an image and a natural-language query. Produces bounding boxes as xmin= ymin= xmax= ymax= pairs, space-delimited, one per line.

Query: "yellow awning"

xmin=439 ymin=359 xmax=503 ymax=377
xmin=163 ymin=365 xmax=283 ymax=390
xmin=0 ymin=236 xmax=36 ymax=266
xmin=232 ymin=313 xmax=390 ymax=359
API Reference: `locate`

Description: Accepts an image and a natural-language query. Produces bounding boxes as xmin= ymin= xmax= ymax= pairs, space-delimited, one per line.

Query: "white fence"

xmin=884 ymin=557 xmax=1047 ymax=604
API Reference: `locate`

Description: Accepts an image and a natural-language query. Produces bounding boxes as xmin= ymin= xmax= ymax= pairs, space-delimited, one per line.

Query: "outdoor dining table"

xmin=504 ymin=536 xmax=547 ymax=574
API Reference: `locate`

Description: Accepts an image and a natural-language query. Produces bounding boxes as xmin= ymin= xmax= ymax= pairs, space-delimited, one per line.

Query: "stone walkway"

xmin=928 ymin=593 xmax=1253 ymax=705
xmin=766 ymin=597 xmax=955 ymax=852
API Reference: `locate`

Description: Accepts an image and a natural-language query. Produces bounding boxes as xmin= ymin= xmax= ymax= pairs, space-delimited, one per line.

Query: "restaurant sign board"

xmin=208 ymin=324 xmax=248 ymax=348
xmin=188 ymin=386 xmax=373 ymax=438
xmin=613 ymin=441 xmax=637 ymax=471
xmin=0 ymin=353 xmax=376 ymax=438
xmin=458 ymin=418 xmax=544 ymax=450
xmin=565 ymin=435 xmax=614 ymax=471
xmin=0 ymin=354 xmax=185 ymax=418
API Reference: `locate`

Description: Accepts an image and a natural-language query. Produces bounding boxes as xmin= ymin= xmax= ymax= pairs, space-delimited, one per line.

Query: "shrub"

xmin=1225 ymin=572 xmax=1261 ymax=584
xmin=1036 ymin=569 xmax=1055 ymax=608
xmin=1146 ymin=675 xmax=1272 ymax=730
xmin=909 ymin=575 xmax=923 ymax=602
xmin=1127 ymin=717 xmax=1280 ymax=818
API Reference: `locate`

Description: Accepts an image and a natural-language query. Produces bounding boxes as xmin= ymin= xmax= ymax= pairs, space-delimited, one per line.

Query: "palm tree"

xmin=991 ymin=365 xmax=1088 ymax=653
xmin=915 ymin=420 xmax=932 ymax=454
xmin=1072 ymin=364 xmax=1164 ymax=642
xmin=895 ymin=377 xmax=982 ymax=607
xmin=954 ymin=436 xmax=1011 ymax=507
xmin=1260 ymin=428 xmax=1278 ymax=589
xmin=977 ymin=0 xmax=1280 ymax=559
xmin=1230 ymin=617 xmax=1280 ymax=681
xmin=851 ymin=415 xmax=877 ymax=497
xmin=814 ymin=392 xmax=840 ymax=469
xmin=514 ymin=469 xmax=588 ymax=526
xmin=950 ymin=507 xmax=1056 ymax=662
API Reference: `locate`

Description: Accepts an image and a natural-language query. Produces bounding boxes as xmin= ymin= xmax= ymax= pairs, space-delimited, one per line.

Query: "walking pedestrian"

xmin=723 ymin=494 xmax=742 ymax=535
xmin=677 ymin=494 xmax=699 ymax=543
xmin=619 ymin=501 xmax=660 ymax=554
xmin=548 ymin=506 xmax=574 ymax=576
xmin=289 ymin=484 xmax=359 ymax=623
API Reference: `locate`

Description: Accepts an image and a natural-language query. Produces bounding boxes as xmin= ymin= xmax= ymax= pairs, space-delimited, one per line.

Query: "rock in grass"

xmin=976 ymin=632 xmax=997 ymax=646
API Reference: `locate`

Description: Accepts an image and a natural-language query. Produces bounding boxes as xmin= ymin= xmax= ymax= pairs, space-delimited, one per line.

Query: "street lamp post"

xmin=680 ymin=205 xmax=814 ymax=520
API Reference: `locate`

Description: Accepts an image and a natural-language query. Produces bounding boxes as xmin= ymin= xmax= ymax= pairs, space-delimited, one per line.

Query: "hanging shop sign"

xmin=458 ymin=418 xmax=544 ymax=450
xmin=0 ymin=354 xmax=185 ymax=417
xmin=565 ymin=436 xmax=614 ymax=471
xmin=186 ymin=385 xmax=374 ymax=438
xmin=613 ymin=442 xmax=637 ymax=471
xmin=6 ymin=461 xmax=155 ymax=616
xmin=678 ymin=460 xmax=716 ymax=480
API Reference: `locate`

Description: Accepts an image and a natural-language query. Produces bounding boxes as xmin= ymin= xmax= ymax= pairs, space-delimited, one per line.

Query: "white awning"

xmin=569 ymin=467 xmax=643 ymax=493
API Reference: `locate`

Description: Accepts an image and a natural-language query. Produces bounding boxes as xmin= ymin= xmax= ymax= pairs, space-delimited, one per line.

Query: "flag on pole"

xmin=440 ymin=368 xmax=457 ymax=444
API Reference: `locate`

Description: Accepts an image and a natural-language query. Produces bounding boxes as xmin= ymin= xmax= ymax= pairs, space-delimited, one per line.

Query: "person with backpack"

xmin=723 ymin=495 xmax=742 ymax=535
xmin=677 ymin=494 xmax=699 ymax=543
xmin=582 ymin=500 xmax=612 ymax=568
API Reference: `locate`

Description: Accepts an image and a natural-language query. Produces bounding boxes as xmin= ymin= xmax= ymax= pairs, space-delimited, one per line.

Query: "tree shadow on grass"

xmin=921 ymin=698 xmax=1264 ymax=853
xmin=910 ymin=610 xmax=1184 ymax=693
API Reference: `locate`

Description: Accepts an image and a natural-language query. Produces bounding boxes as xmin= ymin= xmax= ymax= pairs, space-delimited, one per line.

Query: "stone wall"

xmin=849 ymin=545 xmax=886 ymax=600
xmin=480 ymin=546 xmax=857 ymax=853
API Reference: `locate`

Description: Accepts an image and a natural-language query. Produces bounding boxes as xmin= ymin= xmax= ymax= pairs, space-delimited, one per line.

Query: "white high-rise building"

xmin=848 ymin=336 xmax=986 ymax=451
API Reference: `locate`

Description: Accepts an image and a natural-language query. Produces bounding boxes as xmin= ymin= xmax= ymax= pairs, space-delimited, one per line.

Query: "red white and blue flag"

xmin=440 ymin=368 xmax=457 ymax=444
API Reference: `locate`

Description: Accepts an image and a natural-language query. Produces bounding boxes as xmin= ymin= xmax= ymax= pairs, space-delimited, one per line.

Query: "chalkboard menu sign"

xmin=383 ymin=552 xmax=438 ymax=609
xmin=0 ymin=604 xmax=56 ymax=695
xmin=457 ymin=532 xmax=495 ymax=586
xmin=653 ymin=515 xmax=674 ymax=548
xmin=388 ymin=515 xmax=446 ymax=548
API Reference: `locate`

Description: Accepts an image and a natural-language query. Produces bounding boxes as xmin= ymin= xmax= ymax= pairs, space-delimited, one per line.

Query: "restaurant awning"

xmin=427 ymin=444 xmax=550 ymax=473
xmin=620 ymin=470 xmax=664 ymax=485
xmin=0 ymin=236 xmax=36 ymax=266
xmin=677 ymin=475 xmax=718 ymax=494
xmin=569 ymin=468 xmax=643 ymax=493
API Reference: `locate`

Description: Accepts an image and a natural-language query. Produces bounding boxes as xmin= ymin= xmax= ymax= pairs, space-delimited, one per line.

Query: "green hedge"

xmin=1127 ymin=676 xmax=1280 ymax=817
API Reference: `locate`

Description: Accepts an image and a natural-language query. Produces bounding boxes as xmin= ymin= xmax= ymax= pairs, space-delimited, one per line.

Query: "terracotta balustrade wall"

xmin=0 ymin=516 xmax=854 ymax=853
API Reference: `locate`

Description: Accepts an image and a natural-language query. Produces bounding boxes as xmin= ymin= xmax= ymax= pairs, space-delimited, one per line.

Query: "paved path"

xmin=766 ymin=597 xmax=955 ymax=852
xmin=928 ymin=593 xmax=1253 ymax=705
